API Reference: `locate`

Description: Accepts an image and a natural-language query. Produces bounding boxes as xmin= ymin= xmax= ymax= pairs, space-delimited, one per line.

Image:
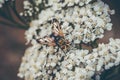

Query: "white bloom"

xmin=18 ymin=38 xmax=120 ymax=80
xmin=18 ymin=0 xmax=120 ymax=80
xmin=106 ymin=23 xmax=113 ymax=31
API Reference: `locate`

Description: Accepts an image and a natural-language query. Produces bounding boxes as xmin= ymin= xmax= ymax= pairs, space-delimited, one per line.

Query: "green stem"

xmin=7 ymin=5 xmax=18 ymax=22
xmin=91 ymin=39 xmax=98 ymax=48
xmin=0 ymin=20 xmax=29 ymax=30
xmin=11 ymin=0 xmax=28 ymax=25
xmin=101 ymin=65 xmax=120 ymax=80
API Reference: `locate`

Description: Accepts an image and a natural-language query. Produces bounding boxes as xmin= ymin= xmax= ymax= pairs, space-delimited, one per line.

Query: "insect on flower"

xmin=37 ymin=18 xmax=70 ymax=52
xmin=51 ymin=18 xmax=64 ymax=37
xmin=37 ymin=36 xmax=56 ymax=46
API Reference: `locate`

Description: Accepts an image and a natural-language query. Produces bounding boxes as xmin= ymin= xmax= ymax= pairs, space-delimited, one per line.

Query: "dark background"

xmin=0 ymin=0 xmax=120 ymax=80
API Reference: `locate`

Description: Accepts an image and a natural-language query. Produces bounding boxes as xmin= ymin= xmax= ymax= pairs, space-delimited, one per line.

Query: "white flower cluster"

xmin=18 ymin=38 xmax=120 ymax=80
xmin=45 ymin=0 xmax=92 ymax=10
xmin=18 ymin=0 xmax=119 ymax=80
xmin=25 ymin=0 xmax=115 ymax=44
xmin=20 ymin=0 xmax=39 ymax=17
xmin=20 ymin=0 xmax=93 ymax=20
xmin=21 ymin=0 xmax=92 ymax=14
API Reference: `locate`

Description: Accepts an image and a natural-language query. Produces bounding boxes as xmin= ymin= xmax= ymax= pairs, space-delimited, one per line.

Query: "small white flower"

xmin=106 ymin=23 xmax=113 ymax=31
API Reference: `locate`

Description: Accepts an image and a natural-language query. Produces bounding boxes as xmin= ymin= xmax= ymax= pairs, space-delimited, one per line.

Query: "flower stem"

xmin=101 ymin=65 xmax=120 ymax=80
xmin=0 ymin=20 xmax=29 ymax=30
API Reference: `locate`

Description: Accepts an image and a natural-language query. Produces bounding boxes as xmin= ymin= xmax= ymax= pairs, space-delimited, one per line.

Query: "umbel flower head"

xmin=24 ymin=0 xmax=115 ymax=45
xmin=18 ymin=38 xmax=120 ymax=80
xmin=18 ymin=0 xmax=120 ymax=80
